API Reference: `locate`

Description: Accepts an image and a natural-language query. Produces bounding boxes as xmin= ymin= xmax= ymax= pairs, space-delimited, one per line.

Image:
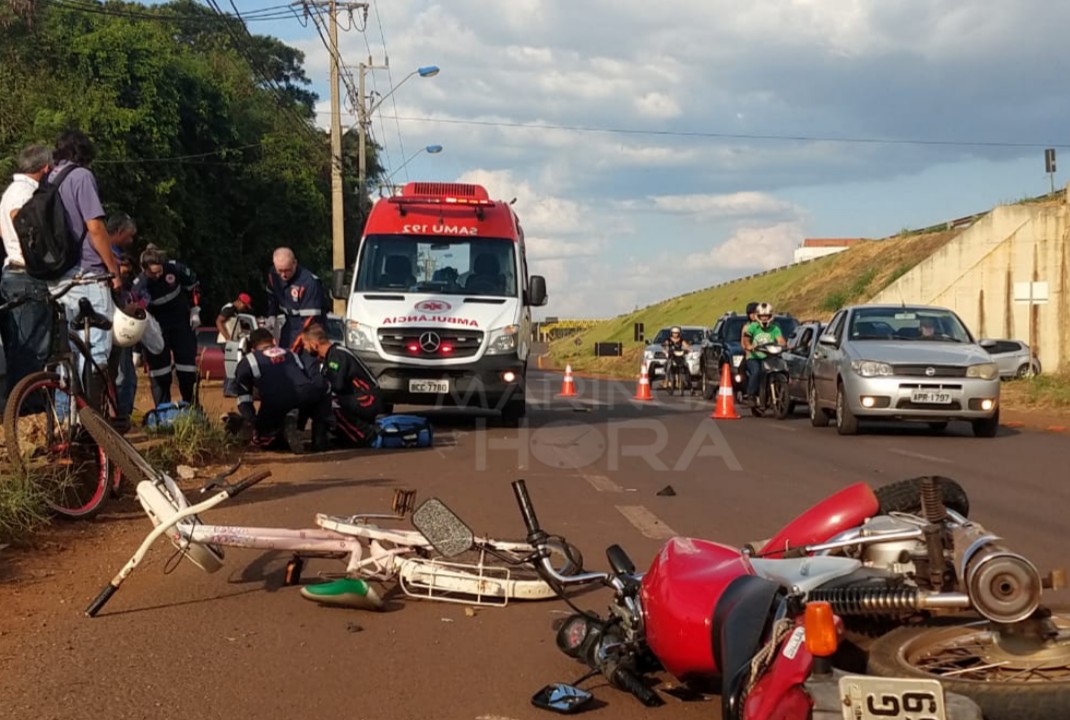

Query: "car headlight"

xmin=731 ymin=354 xmax=743 ymax=367
xmin=688 ymin=348 xmax=701 ymax=358
xmin=345 ymin=320 xmax=376 ymax=351
xmin=966 ymin=362 xmax=999 ymax=381
xmin=486 ymin=324 xmax=519 ymax=355
xmin=643 ymin=350 xmax=654 ymax=360
xmin=851 ymin=360 xmax=894 ymax=377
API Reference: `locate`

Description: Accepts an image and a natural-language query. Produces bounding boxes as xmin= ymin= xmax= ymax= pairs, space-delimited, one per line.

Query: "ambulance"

xmin=332 ymin=182 xmax=548 ymax=425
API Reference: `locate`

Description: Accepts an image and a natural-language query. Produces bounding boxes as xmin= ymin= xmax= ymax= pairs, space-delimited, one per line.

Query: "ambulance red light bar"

xmin=388 ymin=196 xmax=494 ymax=207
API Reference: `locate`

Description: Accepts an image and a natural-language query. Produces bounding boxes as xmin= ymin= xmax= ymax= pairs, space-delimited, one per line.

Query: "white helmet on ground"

xmin=755 ymin=302 xmax=774 ymax=328
xmin=113 ymin=305 xmax=148 ymax=347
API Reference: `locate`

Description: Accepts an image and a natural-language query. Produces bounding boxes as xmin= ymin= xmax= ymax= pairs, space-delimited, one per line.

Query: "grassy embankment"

xmin=547 ymin=229 xmax=959 ymax=377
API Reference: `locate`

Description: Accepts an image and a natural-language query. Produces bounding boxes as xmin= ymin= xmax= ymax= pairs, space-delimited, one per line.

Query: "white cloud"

xmin=686 ymin=223 xmax=806 ymax=271
xmin=280 ymin=0 xmax=1070 ymax=318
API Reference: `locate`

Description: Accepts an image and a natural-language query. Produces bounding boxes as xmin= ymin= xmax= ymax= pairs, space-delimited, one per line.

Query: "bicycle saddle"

xmin=72 ymin=297 xmax=113 ymax=330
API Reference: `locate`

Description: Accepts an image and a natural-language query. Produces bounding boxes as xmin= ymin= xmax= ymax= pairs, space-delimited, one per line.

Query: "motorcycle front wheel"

xmin=771 ymin=374 xmax=790 ymax=419
xmin=866 ymin=615 xmax=1070 ymax=720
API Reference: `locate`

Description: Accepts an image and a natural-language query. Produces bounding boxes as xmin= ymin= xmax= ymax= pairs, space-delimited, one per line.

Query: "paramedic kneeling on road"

xmin=234 ymin=328 xmax=331 ymax=453
xmin=741 ymin=302 xmax=786 ymax=406
xmin=302 ymin=323 xmax=381 ymax=447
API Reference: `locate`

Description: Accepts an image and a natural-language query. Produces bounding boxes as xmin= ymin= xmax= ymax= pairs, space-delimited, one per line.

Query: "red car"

xmin=196 ymin=327 xmax=226 ymax=381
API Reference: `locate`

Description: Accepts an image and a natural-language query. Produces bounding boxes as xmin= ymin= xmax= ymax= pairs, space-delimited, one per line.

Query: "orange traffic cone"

xmin=633 ymin=365 xmax=653 ymax=401
xmin=710 ymin=362 xmax=740 ymax=419
xmin=558 ymin=364 xmax=577 ymax=397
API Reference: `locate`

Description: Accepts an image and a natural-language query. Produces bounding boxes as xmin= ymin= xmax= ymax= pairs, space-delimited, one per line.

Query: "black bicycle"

xmin=2 ymin=273 xmax=121 ymax=519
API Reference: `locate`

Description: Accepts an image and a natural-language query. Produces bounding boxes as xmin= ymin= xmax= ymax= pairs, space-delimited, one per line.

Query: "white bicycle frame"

xmin=137 ymin=472 xmax=555 ymax=607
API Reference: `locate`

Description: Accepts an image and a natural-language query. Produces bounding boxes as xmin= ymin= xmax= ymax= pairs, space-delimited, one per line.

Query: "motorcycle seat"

xmin=748 ymin=556 xmax=861 ymax=594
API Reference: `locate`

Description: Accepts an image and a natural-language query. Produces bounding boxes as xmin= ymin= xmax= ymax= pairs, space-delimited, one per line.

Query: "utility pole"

xmin=328 ymin=0 xmax=344 ymax=314
xmin=302 ymin=0 xmax=367 ymax=313
xmin=356 ymin=57 xmax=388 ymax=208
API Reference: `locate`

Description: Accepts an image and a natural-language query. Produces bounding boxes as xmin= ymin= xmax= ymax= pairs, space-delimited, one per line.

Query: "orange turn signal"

xmin=804 ymin=602 xmax=839 ymax=658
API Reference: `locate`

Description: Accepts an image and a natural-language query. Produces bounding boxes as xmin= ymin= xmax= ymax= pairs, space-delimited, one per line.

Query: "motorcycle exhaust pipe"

xmin=963 ymin=544 xmax=1043 ymax=624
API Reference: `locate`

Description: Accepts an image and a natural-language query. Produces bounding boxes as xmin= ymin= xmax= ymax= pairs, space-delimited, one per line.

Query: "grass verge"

xmin=0 ymin=467 xmax=51 ymax=545
xmin=1000 ymin=374 xmax=1070 ymax=412
xmin=142 ymin=413 xmax=239 ymax=474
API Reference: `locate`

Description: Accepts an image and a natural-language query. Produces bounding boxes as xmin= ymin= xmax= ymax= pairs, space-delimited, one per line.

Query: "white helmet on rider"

xmin=113 ymin=305 xmax=148 ymax=347
xmin=755 ymin=302 xmax=774 ymax=328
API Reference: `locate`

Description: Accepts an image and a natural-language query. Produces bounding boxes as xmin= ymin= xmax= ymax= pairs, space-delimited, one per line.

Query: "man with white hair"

xmin=0 ymin=144 xmax=55 ymax=397
xmin=266 ymin=246 xmax=328 ymax=352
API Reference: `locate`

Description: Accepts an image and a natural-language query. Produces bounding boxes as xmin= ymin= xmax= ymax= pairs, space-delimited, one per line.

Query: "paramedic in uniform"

xmin=233 ymin=328 xmax=330 ymax=453
xmin=267 ymin=247 xmax=328 ymax=352
xmin=130 ymin=244 xmax=202 ymax=407
xmin=301 ymin=323 xmax=381 ymax=447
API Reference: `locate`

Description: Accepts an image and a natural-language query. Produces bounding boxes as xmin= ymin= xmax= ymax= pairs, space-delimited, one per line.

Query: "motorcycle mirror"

xmin=411 ymin=498 xmax=475 ymax=558
xmin=531 ymin=683 xmax=594 ymax=714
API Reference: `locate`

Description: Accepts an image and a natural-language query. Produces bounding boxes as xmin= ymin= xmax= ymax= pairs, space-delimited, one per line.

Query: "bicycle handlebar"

xmin=0 ymin=272 xmax=115 ymax=314
xmin=229 ymin=470 xmax=271 ymax=497
xmin=511 ymin=479 xmax=543 ymax=539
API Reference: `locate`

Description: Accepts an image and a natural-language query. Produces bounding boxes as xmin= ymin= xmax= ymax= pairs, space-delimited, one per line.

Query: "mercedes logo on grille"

xmin=419 ymin=331 xmax=441 ymax=353
xmin=925 ymin=366 xmax=936 ymax=377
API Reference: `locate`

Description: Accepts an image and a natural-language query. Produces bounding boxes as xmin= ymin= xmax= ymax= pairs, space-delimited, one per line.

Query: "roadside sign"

xmin=1014 ymin=281 xmax=1048 ymax=304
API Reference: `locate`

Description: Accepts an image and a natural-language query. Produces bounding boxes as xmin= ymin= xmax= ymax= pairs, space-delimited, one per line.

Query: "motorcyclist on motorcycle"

xmin=742 ymin=303 xmax=786 ymax=406
xmin=662 ymin=326 xmax=691 ymax=390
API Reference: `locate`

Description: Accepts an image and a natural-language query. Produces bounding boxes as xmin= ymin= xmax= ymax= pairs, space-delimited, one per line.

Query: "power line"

xmin=95 ymin=143 xmax=262 ymax=163
xmin=372 ymin=0 xmax=407 ymax=183
xmin=378 ymin=114 xmax=1070 ymax=149
xmin=46 ymin=0 xmax=299 ymax=23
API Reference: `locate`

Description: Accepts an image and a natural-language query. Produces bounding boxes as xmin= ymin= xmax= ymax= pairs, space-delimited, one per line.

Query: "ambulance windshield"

xmin=356 ymin=235 xmax=518 ymax=297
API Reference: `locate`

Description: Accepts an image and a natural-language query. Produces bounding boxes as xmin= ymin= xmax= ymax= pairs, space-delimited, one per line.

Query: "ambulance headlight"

xmin=486 ymin=325 xmax=519 ymax=355
xmin=345 ymin=321 xmax=376 ymax=351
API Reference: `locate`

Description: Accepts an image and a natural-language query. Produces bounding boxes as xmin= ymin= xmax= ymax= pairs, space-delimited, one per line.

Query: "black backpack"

xmin=13 ymin=164 xmax=84 ymax=280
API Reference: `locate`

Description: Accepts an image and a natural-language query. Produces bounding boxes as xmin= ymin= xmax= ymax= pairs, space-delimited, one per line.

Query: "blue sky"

xmin=177 ymin=0 xmax=1069 ymax=318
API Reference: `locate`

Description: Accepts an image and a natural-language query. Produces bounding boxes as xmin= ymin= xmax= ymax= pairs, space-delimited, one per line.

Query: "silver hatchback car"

xmin=808 ymin=304 xmax=1001 ymax=437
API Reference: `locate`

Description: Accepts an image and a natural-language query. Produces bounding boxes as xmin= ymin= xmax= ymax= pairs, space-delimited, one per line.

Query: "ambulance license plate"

xmin=410 ymin=379 xmax=450 ymax=394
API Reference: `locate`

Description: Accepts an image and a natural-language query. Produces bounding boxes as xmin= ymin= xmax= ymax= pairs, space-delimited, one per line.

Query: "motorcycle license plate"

xmin=910 ymin=389 xmax=952 ymax=404
xmin=839 ymin=675 xmax=947 ymax=720
xmin=409 ymin=379 xmax=450 ymax=394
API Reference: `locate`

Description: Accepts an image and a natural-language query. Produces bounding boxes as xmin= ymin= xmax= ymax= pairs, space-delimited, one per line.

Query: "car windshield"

xmin=848 ymin=307 xmax=973 ymax=343
xmin=355 ymin=234 xmax=518 ymax=297
xmin=653 ymin=328 xmax=704 ymax=344
xmin=722 ymin=316 xmax=797 ymax=343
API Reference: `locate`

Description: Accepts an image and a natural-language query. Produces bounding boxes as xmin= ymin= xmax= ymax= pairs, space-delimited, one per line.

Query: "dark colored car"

xmin=700 ymin=312 xmax=799 ymax=400
xmin=196 ymin=327 xmax=226 ymax=381
xmin=784 ymin=320 xmax=825 ymax=412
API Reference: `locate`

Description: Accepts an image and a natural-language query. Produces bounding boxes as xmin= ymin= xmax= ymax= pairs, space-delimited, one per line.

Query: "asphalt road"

xmin=1 ymin=370 xmax=1069 ymax=720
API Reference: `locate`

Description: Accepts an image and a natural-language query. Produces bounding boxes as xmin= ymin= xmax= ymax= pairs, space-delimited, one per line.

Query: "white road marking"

xmin=584 ymin=474 xmax=623 ymax=492
xmin=889 ymin=448 xmax=950 ymax=464
xmin=616 ymin=505 xmax=678 ymax=539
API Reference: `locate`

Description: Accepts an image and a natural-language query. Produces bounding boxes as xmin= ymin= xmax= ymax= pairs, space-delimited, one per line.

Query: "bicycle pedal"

xmin=284 ymin=556 xmax=304 ymax=586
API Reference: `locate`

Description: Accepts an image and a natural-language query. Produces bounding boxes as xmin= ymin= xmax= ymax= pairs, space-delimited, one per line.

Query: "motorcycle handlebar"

xmin=612 ymin=666 xmax=664 ymax=708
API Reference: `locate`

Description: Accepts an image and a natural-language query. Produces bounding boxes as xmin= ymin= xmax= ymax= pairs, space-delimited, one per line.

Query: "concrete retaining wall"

xmin=870 ymin=191 xmax=1070 ymax=373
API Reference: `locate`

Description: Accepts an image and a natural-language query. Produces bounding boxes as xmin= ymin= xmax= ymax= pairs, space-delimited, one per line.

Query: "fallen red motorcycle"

xmin=412 ymin=479 xmax=985 ymax=720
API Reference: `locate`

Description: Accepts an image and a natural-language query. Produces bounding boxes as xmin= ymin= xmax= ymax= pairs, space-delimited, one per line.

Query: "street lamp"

xmin=378 ymin=144 xmax=444 ymax=191
xmin=357 ymin=63 xmax=440 ymax=202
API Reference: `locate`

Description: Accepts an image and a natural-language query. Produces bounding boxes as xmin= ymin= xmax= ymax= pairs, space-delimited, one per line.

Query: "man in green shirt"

xmin=741 ymin=302 xmax=786 ymax=405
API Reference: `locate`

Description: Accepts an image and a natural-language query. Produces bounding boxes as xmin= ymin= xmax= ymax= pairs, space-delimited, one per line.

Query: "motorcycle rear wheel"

xmin=866 ymin=616 xmax=1070 ymax=720
xmin=875 ymin=476 xmax=970 ymax=518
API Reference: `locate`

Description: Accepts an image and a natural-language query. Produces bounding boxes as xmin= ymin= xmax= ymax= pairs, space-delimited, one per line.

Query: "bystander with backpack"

xmin=0 ymin=145 xmax=55 ymax=399
xmin=25 ymin=130 xmax=122 ymax=378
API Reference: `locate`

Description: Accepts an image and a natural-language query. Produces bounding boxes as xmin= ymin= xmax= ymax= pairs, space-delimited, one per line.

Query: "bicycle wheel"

xmin=68 ymin=331 xmax=124 ymax=496
xmin=3 ymin=371 xmax=115 ymax=519
xmin=78 ymin=405 xmax=160 ymax=487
